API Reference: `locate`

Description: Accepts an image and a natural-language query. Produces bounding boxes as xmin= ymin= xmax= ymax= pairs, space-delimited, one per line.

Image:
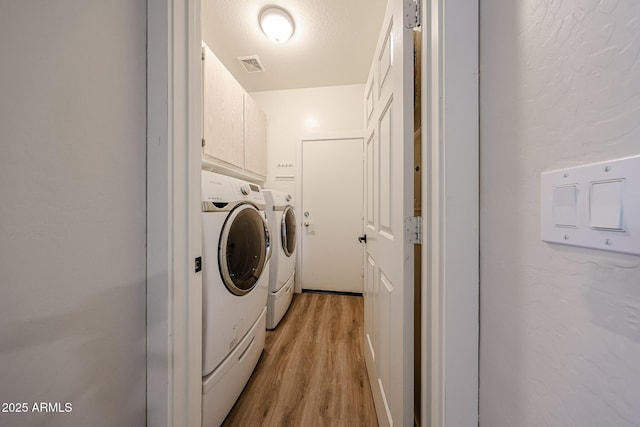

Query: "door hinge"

xmin=406 ymin=216 xmax=423 ymax=244
xmin=404 ymin=0 xmax=421 ymax=29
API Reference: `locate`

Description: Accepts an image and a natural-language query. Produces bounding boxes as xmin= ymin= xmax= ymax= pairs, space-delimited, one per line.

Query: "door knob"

xmin=357 ymin=234 xmax=367 ymax=244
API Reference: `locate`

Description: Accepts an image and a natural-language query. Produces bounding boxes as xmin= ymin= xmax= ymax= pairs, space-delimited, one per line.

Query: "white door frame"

xmin=295 ymin=131 xmax=364 ymax=293
xmin=147 ymin=0 xmax=203 ymax=426
xmin=421 ymin=0 xmax=479 ymax=426
xmin=145 ymin=0 xmax=479 ymax=424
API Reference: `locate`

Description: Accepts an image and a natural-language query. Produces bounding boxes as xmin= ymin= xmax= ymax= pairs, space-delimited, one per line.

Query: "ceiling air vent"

xmin=238 ymin=55 xmax=265 ymax=73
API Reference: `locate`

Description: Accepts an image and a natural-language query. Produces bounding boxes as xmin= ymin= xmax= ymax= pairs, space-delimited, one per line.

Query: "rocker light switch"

xmin=590 ymin=180 xmax=624 ymax=230
xmin=553 ymin=185 xmax=577 ymax=227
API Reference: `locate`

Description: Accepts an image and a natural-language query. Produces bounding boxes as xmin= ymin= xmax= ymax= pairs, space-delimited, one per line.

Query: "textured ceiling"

xmin=202 ymin=0 xmax=387 ymax=93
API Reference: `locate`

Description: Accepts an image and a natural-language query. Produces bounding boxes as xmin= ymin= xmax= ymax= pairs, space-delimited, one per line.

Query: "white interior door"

xmin=300 ymin=138 xmax=364 ymax=293
xmin=363 ymin=0 xmax=415 ymax=425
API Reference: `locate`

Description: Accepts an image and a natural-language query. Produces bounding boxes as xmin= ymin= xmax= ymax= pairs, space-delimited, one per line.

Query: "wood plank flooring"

xmin=221 ymin=292 xmax=378 ymax=427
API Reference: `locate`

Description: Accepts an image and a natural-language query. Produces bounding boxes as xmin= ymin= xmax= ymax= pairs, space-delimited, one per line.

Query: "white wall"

xmin=0 ymin=2 xmax=146 ymax=426
xmin=480 ymin=1 xmax=640 ymax=426
xmin=250 ymin=84 xmax=365 ymax=194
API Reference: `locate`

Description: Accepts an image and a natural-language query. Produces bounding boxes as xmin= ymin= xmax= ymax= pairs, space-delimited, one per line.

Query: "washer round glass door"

xmin=219 ymin=204 xmax=268 ymax=296
xmin=281 ymin=206 xmax=296 ymax=257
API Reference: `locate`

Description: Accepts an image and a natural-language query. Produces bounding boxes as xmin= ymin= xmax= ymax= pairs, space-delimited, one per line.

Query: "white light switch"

xmin=540 ymin=155 xmax=640 ymax=255
xmin=553 ymin=185 xmax=577 ymax=227
xmin=590 ymin=180 xmax=624 ymax=230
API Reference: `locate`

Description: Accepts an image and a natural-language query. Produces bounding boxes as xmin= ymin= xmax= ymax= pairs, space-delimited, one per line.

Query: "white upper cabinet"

xmin=202 ymin=43 xmax=244 ymax=166
xmin=202 ymin=42 xmax=267 ymax=181
xmin=243 ymin=94 xmax=267 ymax=177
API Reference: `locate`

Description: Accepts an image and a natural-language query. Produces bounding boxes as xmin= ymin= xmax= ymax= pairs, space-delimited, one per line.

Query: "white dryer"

xmin=262 ymin=189 xmax=297 ymax=329
xmin=201 ymin=170 xmax=271 ymax=427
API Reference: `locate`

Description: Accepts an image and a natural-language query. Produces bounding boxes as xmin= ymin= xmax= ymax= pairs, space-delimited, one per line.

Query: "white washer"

xmin=262 ymin=189 xmax=297 ymax=329
xmin=201 ymin=170 xmax=271 ymax=427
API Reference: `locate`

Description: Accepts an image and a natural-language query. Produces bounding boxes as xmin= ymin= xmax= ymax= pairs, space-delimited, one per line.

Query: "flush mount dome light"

xmin=259 ymin=7 xmax=294 ymax=44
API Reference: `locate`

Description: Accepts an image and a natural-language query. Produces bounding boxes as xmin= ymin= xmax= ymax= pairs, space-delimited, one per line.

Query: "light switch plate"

xmin=541 ymin=155 xmax=640 ymax=255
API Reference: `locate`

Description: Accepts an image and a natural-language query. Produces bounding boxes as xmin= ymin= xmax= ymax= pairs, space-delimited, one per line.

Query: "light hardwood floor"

xmin=222 ymin=292 xmax=378 ymax=427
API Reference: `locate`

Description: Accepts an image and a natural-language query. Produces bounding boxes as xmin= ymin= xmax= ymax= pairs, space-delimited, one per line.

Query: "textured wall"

xmin=0 ymin=1 xmax=147 ymax=426
xmin=480 ymin=0 xmax=640 ymax=426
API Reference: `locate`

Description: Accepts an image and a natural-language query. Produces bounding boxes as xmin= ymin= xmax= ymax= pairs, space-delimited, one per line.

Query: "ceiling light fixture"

xmin=259 ymin=7 xmax=294 ymax=44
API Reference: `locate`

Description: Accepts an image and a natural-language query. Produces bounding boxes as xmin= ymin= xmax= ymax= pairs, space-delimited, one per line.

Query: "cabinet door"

xmin=243 ymin=94 xmax=267 ymax=177
xmin=202 ymin=44 xmax=244 ymax=167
